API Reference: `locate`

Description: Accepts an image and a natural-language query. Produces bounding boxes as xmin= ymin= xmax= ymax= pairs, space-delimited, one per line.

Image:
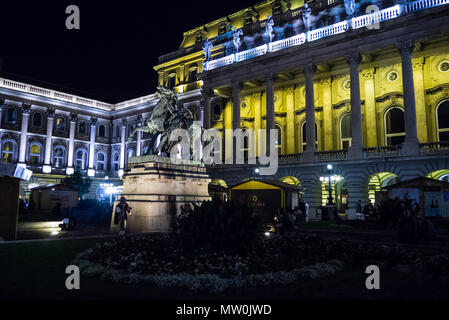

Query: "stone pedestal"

xmin=114 ymin=155 xmax=211 ymax=234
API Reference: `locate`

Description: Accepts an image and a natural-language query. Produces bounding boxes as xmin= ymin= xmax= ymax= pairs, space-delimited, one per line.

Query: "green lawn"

xmin=1 ymin=237 xmax=449 ymax=300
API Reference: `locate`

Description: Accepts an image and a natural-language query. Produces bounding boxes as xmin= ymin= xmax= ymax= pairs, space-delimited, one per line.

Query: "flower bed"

xmin=74 ymin=234 xmax=449 ymax=292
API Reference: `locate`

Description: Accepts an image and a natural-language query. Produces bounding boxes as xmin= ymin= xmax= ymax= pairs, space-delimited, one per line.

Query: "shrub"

xmin=174 ymin=198 xmax=264 ymax=253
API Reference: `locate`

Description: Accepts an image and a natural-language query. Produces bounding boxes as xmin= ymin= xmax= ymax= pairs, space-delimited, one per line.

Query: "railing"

xmin=316 ymin=150 xmax=348 ymax=162
xmin=307 ymin=21 xmax=348 ymax=42
xmin=408 ymin=0 xmax=449 ymax=12
xmin=270 ymin=33 xmax=306 ymax=53
xmin=205 ymin=55 xmax=235 ymax=70
xmin=205 ymin=0 xmax=449 ymax=71
xmin=279 ymin=153 xmax=302 ymax=162
xmin=352 ymin=5 xmax=402 ymax=29
xmin=364 ymin=145 xmax=402 ymax=158
xmin=0 ymin=77 xmax=113 ymax=111
xmin=236 ymin=45 xmax=267 ymax=62
xmin=420 ymin=142 xmax=449 ymax=154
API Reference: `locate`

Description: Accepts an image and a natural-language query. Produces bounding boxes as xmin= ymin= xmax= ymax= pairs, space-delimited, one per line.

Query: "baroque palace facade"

xmin=1 ymin=0 xmax=449 ymax=215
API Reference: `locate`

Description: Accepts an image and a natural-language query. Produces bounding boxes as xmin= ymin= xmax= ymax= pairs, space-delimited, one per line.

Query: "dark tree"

xmin=62 ymin=169 xmax=92 ymax=199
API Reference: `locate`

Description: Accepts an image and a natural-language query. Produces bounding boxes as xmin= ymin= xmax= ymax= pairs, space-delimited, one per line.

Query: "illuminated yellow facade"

xmin=154 ymin=0 xmax=449 ymax=217
xmin=155 ymin=0 xmax=449 ymax=157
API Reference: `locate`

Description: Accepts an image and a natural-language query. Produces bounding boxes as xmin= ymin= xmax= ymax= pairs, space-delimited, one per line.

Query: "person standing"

xmin=116 ymin=197 xmax=132 ymax=235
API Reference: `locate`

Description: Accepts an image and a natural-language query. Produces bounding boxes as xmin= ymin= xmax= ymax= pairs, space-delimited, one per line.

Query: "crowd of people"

xmin=273 ymin=199 xmax=309 ymax=236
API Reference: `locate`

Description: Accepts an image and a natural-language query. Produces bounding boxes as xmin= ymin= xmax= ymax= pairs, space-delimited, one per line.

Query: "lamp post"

xmin=320 ymin=164 xmax=341 ymax=206
xmin=254 ymin=168 xmax=260 ymax=179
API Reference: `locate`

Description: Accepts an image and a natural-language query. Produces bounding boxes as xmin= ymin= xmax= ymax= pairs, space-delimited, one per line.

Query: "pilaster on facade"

xmin=285 ymin=86 xmax=296 ymax=154
xmin=320 ymin=78 xmax=333 ymax=151
xmin=18 ymin=103 xmax=31 ymax=165
xmin=43 ymin=107 xmax=55 ymax=174
xmin=67 ymin=113 xmax=77 ymax=175
xmin=265 ymin=73 xmax=275 ymax=156
xmin=412 ymin=56 xmax=428 ymax=143
xmin=362 ymin=68 xmax=377 ymax=148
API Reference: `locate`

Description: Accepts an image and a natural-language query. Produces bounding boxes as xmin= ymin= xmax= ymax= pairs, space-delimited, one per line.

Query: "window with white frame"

xmin=437 ymin=100 xmax=449 ymax=142
xmin=2 ymin=140 xmax=15 ymax=163
xmin=384 ymin=107 xmax=405 ymax=145
xmin=75 ymin=149 xmax=87 ymax=170
xmin=29 ymin=143 xmax=41 ymax=165
xmin=340 ymin=113 xmax=352 ymax=149
xmin=53 ymin=146 xmax=65 ymax=168
xmin=301 ymin=121 xmax=318 ymax=151
xmin=96 ymin=152 xmax=106 ymax=171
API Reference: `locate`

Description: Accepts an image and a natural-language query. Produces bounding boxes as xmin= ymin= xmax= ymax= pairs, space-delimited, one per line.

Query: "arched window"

xmin=340 ymin=113 xmax=352 ymax=149
xmin=5 ymin=108 xmax=17 ymax=124
xmin=218 ymin=22 xmax=228 ymax=35
xmin=437 ymin=100 xmax=449 ymax=142
xmin=213 ymin=104 xmax=221 ymax=121
xmin=167 ymin=74 xmax=176 ymax=89
xmin=385 ymin=107 xmax=405 ymax=145
xmin=301 ymin=121 xmax=318 ymax=151
xmin=55 ymin=116 xmax=66 ymax=132
xmin=112 ymin=152 xmax=120 ymax=172
xmin=244 ymin=13 xmax=253 ymax=26
xmin=96 ymin=152 xmax=106 ymax=171
xmin=98 ymin=124 xmax=106 ymax=138
xmin=32 ymin=113 xmax=42 ymax=127
xmin=29 ymin=143 xmax=41 ymax=165
xmin=78 ymin=121 xmax=87 ymax=135
xmin=53 ymin=146 xmax=65 ymax=168
xmin=275 ymin=124 xmax=282 ymax=153
xmin=2 ymin=140 xmax=15 ymax=163
xmin=273 ymin=2 xmax=282 ymax=15
xmin=75 ymin=149 xmax=87 ymax=170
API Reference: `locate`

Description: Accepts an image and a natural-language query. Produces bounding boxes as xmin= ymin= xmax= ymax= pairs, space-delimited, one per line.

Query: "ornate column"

xmin=201 ymin=86 xmax=213 ymax=129
xmin=88 ymin=117 xmax=97 ymax=177
xmin=412 ymin=57 xmax=427 ymax=143
xmin=66 ymin=113 xmax=77 ymax=175
xmin=362 ymin=68 xmax=377 ymax=147
xmin=252 ymin=92 xmax=263 ymax=157
xmin=397 ymin=40 xmax=420 ymax=155
xmin=119 ymin=119 xmax=126 ymax=177
xmin=345 ymin=51 xmax=364 ymax=159
xmin=265 ymin=73 xmax=275 ymax=155
xmin=321 ymin=78 xmax=333 ymax=151
xmin=286 ymin=86 xmax=296 ymax=154
xmin=43 ymin=108 xmax=55 ymax=174
xmin=18 ymin=103 xmax=31 ymax=166
xmin=303 ymin=63 xmax=316 ymax=162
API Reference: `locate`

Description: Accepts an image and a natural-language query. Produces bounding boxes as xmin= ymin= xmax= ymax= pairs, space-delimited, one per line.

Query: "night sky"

xmin=0 ymin=0 xmax=256 ymax=103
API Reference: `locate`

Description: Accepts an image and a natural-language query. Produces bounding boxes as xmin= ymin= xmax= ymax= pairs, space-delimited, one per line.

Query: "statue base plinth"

xmin=111 ymin=155 xmax=211 ymax=234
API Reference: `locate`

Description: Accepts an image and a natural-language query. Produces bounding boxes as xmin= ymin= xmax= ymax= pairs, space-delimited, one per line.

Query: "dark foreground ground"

xmin=1 ymin=237 xmax=449 ymax=300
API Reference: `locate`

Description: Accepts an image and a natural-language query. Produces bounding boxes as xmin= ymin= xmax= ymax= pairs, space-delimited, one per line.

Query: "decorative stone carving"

xmin=70 ymin=113 xmax=78 ymax=122
xmin=252 ymin=92 xmax=262 ymax=101
xmin=21 ymin=103 xmax=32 ymax=114
xmin=89 ymin=117 xmax=98 ymax=126
xmin=302 ymin=63 xmax=316 ymax=76
xmin=345 ymin=51 xmax=362 ymax=67
xmin=320 ymin=78 xmax=332 ymax=87
xmin=46 ymin=107 xmax=55 ymax=118
xmin=362 ymin=68 xmax=375 ymax=79
xmin=412 ymin=57 xmax=425 ymax=70
xmin=397 ymin=39 xmax=414 ymax=57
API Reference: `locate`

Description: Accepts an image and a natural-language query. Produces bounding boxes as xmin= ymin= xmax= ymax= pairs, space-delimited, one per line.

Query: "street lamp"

xmin=320 ymin=164 xmax=339 ymax=206
xmin=254 ymin=168 xmax=260 ymax=179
